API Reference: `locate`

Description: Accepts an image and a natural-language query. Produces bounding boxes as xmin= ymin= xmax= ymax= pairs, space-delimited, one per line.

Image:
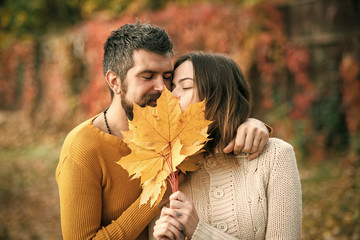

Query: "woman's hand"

xmin=157 ymin=172 xmax=187 ymax=208
xmin=169 ymin=191 xmax=199 ymax=239
xmin=153 ymin=208 xmax=185 ymax=240
xmin=154 ymin=191 xmax=199 ymax=240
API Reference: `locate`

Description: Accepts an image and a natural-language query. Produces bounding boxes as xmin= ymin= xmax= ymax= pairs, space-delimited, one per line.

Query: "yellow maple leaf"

xmin=122 ymin=87 xmax=182 ymax=153
xmin=141 ymin=170 xmax=168 ymax=206
xmin=117 ymin=88 xmax=212 ymax=206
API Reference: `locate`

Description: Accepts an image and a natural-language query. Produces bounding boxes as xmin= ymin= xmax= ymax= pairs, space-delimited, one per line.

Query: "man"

xmin=56 ymin=22 xmax=270 ymax=240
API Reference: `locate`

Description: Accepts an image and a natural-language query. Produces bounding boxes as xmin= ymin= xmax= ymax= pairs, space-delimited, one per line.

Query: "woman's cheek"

xmin=179 ymin=98 xmax=189 ymax=113
xmin=179 ymin=100 xmax=186 ymax=113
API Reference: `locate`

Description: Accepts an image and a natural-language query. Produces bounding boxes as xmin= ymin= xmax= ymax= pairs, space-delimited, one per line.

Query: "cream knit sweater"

xmin=149 ymin=138 xmax=302 ymax=240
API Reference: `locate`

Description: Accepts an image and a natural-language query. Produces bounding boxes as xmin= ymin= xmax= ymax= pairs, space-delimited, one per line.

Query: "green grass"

xmin=0 ymin=143 xmax=62 ymax=240
xmin=301 ymin=160 xmax=360 ymax=239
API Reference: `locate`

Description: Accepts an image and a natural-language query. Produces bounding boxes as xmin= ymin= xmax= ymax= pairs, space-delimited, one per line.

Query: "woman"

xmin=151 ymin=52 xmax=302 ymax=239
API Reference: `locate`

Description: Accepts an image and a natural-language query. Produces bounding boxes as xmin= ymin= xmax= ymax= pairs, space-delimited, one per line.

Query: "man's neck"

xmin=105 ymin=103 xmax=129 ymax=137
xmin=93 ymin=100 xmax=129 ymax=138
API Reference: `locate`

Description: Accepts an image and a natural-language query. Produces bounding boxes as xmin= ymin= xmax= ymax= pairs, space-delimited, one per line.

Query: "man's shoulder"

xmin=65 ymin=117 xmax=96 ymax=143
xmin=61 ymin=116 xmax=103 ymax=157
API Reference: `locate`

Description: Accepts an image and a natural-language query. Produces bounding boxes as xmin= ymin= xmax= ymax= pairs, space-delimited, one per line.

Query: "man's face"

xmin=121 ymin=49 xmax=173 ymax=120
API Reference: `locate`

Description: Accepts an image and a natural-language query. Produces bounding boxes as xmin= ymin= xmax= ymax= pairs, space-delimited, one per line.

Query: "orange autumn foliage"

xmin=117 ymin=88 xmax=212 ymax=206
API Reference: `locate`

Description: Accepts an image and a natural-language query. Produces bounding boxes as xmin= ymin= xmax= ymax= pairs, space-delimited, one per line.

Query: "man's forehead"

xmin=132 ymin=49 xmax=173 ymax=72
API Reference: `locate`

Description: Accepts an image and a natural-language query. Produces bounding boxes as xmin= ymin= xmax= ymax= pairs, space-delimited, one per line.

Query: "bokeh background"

xmin=0 ymin=0 xmax=359 ymax=239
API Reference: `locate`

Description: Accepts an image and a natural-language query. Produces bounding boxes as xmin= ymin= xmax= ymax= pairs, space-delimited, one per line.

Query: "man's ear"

xmin=105 ymin=70 xmax=121 ymax=95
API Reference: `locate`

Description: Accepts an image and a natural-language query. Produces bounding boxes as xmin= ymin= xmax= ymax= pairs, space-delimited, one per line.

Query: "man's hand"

xmin=223 ymin=118 xmax=270 ymax=160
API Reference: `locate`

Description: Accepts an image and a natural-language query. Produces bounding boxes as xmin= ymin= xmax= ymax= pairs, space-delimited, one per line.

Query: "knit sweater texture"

xmin=56 ymin=116 xmax=160 ymax=240
xmin=150 ymin=138 xmax=302 ymax=240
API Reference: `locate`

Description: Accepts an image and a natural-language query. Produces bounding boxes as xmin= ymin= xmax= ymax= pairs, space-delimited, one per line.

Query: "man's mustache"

xmin=139 ymin=92 xmax=162 ymax=107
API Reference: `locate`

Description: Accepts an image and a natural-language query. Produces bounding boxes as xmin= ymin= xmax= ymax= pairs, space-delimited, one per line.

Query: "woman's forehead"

xmin=173 ymin=61 xmax=194 ymax=77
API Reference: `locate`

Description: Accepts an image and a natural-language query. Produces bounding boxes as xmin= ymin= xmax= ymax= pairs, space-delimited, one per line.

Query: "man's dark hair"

xmin=102 ymin=21 xmax=174 ymax=98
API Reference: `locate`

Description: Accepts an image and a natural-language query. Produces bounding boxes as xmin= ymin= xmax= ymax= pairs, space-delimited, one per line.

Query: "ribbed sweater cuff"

xmin=191 ymin=219 xmax=238 ymax=240
xmin=107 ymin=200 xmax=160 ymax=239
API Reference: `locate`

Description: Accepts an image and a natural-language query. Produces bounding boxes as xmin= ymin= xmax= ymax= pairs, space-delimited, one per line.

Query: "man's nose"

xmin=153 ymin=76 xmax=165 ymax=92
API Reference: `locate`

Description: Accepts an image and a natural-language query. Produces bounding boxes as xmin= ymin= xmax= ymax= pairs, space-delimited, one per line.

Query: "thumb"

xmin=223 ymin=139 xmax=235 ymax=153
xmin=248 ymin=152 xmax=259 ymax=161
xmin=169 ymin=191 xmax=182 ymax=201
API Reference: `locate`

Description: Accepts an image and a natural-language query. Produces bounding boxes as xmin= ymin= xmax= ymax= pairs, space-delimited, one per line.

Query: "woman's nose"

xmin=172 ymin=87 xmax=180 ymax=98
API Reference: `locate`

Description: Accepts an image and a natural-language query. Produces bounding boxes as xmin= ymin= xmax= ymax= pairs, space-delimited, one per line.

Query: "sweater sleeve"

xmin=148 ymin=218 xmax=242 ymax=240
xmin=191 ymin=219 xmax=243 ymax=240
xmin=265 ymin=123 xmax=273 ymax=137
xmin=148 ymin=215 xmax=243 ymax=240
xmin=265 ymin=140 xmax=302 ymax=239
xmin=57 ymin=155 xmax=160 ymax=240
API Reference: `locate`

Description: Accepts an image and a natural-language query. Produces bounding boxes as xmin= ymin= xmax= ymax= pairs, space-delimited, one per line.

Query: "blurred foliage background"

xmin=0 ymin=0 xmax=359 ymax=239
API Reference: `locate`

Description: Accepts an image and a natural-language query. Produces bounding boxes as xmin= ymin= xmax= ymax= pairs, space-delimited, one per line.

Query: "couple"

xmin=56 ymin=22 xmax=301 ymax=239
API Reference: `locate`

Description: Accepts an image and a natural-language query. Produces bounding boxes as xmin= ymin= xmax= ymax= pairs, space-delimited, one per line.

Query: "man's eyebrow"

xmin=164 ymin=71 xmax=173 ymax=75
xmin=138 ymin=70 xmax=155 ymax=74
xmin=138 ymin=70 xmax=173 ymax=75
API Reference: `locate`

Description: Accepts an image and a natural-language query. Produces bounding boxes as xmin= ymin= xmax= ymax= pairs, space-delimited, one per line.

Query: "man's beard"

xmin=121 ymin=90 xmax=161 ymax=121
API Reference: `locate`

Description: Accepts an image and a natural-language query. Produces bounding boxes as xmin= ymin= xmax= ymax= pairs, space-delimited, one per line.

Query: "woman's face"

xmin=172 ymin=60 xmax=200 ymax=112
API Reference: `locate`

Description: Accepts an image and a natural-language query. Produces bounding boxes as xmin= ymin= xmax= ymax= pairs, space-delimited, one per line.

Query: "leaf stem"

xmin=165 ymin=142 xmax=178 ymax=193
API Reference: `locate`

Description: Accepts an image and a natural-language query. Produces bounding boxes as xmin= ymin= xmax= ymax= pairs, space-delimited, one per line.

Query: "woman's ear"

xmin=105 ymin=70 xmax=121 ymax=95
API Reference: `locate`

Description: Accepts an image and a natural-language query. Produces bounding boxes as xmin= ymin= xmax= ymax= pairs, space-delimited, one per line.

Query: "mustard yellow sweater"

xmin=56 ymin=116 xmax=160 ymax=240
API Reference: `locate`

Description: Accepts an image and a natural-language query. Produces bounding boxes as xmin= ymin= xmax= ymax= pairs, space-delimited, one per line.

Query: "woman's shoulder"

xmin=259 ymin=137 xmax=296 ymax=169
xmin=266 ymin=137 xmax=294 ymax=152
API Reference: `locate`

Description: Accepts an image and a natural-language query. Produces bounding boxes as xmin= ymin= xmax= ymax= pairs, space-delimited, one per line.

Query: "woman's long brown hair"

xmin=173 ymin=52 xmax=252 ymax=155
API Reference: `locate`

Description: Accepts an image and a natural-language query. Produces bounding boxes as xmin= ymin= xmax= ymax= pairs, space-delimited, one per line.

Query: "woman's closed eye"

xmin=180 ymin=79 xmax=194 ymax=90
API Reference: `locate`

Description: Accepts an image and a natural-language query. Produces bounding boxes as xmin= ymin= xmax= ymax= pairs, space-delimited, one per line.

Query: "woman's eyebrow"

xmin=178 ymin=77 xmax=193 ymax=82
